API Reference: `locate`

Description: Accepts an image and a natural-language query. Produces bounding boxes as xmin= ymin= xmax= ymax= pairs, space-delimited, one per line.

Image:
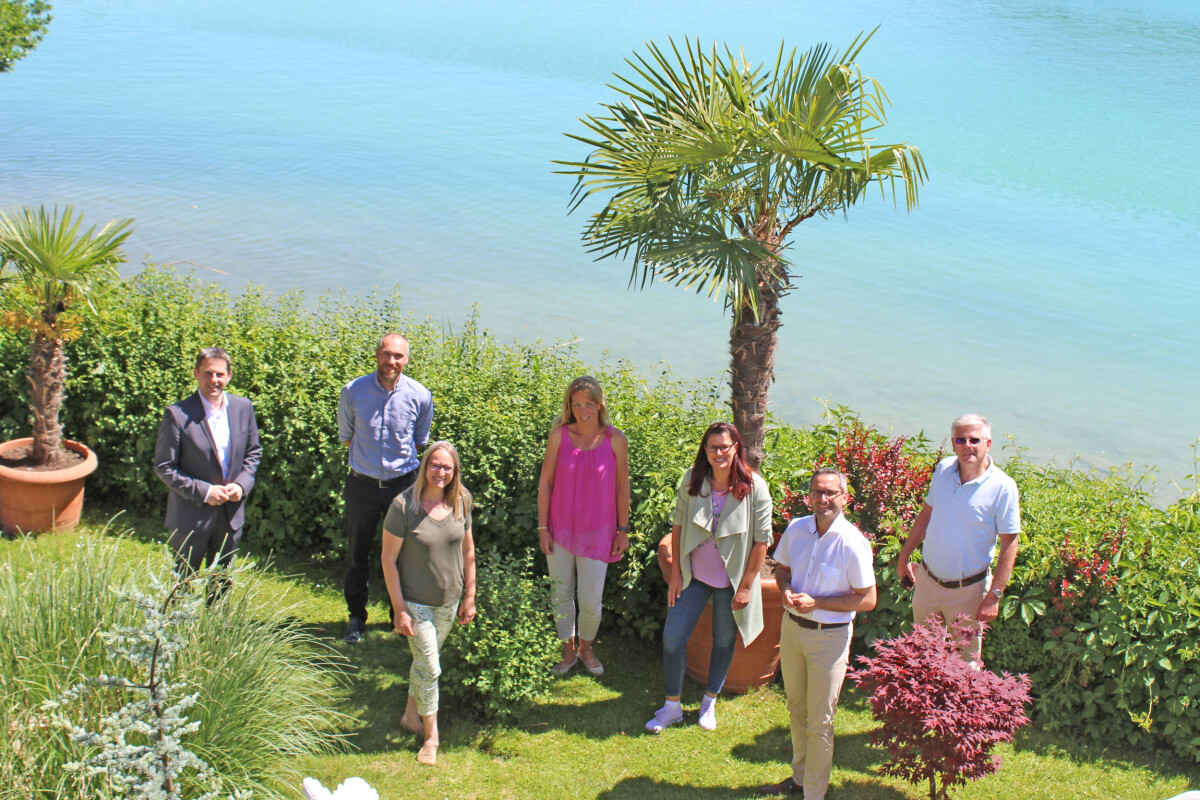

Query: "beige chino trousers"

xmin=912 ymin=563 xmax=990 ymax=661
xmin=779 ymin=618 xmax=853 ymax=800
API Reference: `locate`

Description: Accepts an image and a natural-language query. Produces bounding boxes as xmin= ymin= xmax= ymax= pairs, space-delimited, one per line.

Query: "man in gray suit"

xmin=154 ymin=347 xmax=261 ymax=582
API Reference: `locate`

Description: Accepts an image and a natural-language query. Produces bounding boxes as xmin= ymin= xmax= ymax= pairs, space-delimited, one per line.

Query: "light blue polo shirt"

xmin=337 ymin=372 xmax=433 ymax=480
xmin=922 ymin=455 xmax=1021 ymax=580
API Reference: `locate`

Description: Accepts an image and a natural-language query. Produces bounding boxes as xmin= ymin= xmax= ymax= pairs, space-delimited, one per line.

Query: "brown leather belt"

xmin=788 ymin=614 xmax=849 ymax=630
xmin=922 ymin=564 xmax=988 ymax=589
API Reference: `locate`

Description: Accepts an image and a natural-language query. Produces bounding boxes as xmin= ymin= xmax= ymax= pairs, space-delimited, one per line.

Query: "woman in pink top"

xmin=537 ymin=376 xmax=631 ymax=677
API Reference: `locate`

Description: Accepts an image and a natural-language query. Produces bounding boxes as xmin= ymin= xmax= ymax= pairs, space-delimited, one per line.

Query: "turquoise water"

xmin=4 ymin=0 xmax=1198 ymax=488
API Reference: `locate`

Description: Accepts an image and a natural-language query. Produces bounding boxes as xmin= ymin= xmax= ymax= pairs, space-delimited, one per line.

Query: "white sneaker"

xmin=698 ymin=699 xmax=717 ymax=730
xmin=645 ymin=703 xmax=683 ymax=733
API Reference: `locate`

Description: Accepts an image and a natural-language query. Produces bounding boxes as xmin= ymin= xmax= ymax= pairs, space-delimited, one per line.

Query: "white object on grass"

xmin=301 ymin=777 xmax=380 ymax=800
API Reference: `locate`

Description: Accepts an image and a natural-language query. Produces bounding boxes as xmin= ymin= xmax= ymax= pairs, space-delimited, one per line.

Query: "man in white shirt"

xmin=897 ymin=413 xmax=1021 ymax=661
xmin=154 ymin=347 xmax=261 ymax=586
xmin=761 ymin=467 xmax=876 ymax=798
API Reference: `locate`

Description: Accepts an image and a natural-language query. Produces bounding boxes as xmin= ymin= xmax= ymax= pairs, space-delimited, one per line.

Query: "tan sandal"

xmin=551 ymin=656 xmax=578 ymax=675
xmin=417 ymin=741 xmax=438 ymax=765
xmin=580 ymin=652 xmax=605 ymax=677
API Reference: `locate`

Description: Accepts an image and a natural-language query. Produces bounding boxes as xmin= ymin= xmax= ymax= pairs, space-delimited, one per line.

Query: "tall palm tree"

xmin=0 ymin=205 xmax=133 ymax=466
xmin=558 ymin=32 xmax=926 ymax=467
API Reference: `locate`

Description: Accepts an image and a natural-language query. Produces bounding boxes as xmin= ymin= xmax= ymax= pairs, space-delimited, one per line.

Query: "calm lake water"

xmin=4 ymin=0 xmax=1198 ymax=491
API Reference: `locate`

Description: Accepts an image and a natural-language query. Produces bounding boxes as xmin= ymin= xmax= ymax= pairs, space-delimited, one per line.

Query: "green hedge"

xmin=0 ymin=266 xmax=739 ymax=640
xmin=2 ymin=267 xmax=1199 ymax=760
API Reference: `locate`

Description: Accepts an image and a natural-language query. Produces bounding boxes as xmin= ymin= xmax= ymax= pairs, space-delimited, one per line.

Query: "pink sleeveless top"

xmin=548 ymin=424 xmax=620 ymax=563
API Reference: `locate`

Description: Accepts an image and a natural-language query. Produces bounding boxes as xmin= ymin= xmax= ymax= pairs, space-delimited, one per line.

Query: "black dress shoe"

xmin=759 ymin=776 xmax=802 ymax=796
xmin=342 ymin=617 xmax=365 ymax=644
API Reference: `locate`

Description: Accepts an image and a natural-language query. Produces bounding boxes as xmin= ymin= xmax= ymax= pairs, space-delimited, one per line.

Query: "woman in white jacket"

xmin=646 ymin=422 xmax=771 ymax=734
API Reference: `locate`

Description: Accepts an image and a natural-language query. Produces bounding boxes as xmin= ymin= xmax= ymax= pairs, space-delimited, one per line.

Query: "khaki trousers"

xmin=779 ymin=618 xmax=852 ymax=800
xmin=911 ymin=563 xmax=989 ymax=661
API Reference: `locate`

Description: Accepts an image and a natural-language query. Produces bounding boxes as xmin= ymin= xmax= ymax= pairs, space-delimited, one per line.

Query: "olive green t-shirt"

xmin=382 ymin=487 xmax=473 ymax=608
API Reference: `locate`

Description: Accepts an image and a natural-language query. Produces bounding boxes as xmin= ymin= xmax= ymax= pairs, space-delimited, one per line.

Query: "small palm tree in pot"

xmin=0 ymin=205 xmax=133 ymax=531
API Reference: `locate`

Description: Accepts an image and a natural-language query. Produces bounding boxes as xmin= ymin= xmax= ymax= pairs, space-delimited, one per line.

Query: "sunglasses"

xmin=952 ymin=437 xmax=984 ymax=446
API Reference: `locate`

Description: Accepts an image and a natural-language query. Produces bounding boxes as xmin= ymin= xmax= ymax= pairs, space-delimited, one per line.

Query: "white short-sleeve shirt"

xmin=200 ymin=393 xmax=231 ymax=479
xmin=922 ymin=455 xmax=1021 ymax=580
xmin=775 ymin=513 xmax=876 ymax=624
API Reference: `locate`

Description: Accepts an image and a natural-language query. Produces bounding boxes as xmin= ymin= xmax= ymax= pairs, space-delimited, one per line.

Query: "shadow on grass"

xmin=593 ymin=774 xmax=908 ymax=800
xmin=732 ymin=727 xmax=886 ymax=771
xmin=1012 ymin=725 xmax=1200 ymax=784
xmin=593 ymin=776 xmax=777 ymax=799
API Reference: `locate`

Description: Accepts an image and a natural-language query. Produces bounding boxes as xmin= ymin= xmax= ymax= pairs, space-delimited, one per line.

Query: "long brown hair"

xmin=688 ymin=422 xmax=752 ymax=500
xmin=411 ymin=440 xmax=470 ymax=520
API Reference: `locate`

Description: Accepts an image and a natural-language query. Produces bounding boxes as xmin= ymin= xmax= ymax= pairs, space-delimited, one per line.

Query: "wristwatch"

xmin=617 ymin=524 xmax=630 ymax=533
xmin=989 ymin=587 xmax=1003 ymax=599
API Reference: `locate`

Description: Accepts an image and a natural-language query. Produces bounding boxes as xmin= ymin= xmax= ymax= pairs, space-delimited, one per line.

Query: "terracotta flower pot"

xmin=0 ymin=438 xmax=99 ymax=534
xmin=657 ymin=533 xmax=785 ymax=694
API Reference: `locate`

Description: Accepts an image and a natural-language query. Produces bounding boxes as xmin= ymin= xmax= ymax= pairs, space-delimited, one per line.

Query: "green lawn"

xmin=7 ymin=513 xmax=1198 ymax=800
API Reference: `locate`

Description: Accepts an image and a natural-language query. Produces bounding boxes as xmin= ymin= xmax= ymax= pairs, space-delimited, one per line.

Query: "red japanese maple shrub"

xmin=849 ymin=617 xmax=1032 ymax=800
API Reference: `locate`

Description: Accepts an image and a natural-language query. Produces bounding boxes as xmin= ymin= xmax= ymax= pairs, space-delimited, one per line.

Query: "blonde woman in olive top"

xmin=646 ymin=422 xmax=772 ymax=734
xmin=381 ymin=440 xmax=476 ymax=767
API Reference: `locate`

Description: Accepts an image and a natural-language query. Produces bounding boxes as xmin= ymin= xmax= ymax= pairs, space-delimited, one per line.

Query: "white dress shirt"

xmin=200 ymin=393 xmax=232 ymax=501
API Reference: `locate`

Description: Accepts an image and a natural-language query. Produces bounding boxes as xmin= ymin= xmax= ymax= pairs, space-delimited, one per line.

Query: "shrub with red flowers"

xmin=849 ymin=617 xmax=1032 ymax=800
xmin=777 ymin=417 xmax=939 ymax=541
xmin=1050 ymin=516 xmax=1126 ymax=612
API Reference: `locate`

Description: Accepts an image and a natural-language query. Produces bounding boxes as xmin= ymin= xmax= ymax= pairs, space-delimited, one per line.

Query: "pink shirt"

xmin=689 ymin=490 xmax=732 ymax=587
xmin=547 ymin=425 xmax=621 ymax=563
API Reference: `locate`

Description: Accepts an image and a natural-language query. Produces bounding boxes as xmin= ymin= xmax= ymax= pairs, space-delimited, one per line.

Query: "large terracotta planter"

xmin=0 ymin=438 xmax=98 ymax=534
xmin=657 ymin=534 xmax=785 ymax=694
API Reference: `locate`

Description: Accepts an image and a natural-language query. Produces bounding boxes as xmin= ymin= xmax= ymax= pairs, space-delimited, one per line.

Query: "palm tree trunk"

xmin=28 ymin=332 xmax=65 ymax=467
xmin=728 ymin=260 xmax=783 ymax=470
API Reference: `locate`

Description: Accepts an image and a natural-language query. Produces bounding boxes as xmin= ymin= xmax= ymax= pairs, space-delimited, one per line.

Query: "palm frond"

xmin=557 ymin=32 xmax=924 ymax=321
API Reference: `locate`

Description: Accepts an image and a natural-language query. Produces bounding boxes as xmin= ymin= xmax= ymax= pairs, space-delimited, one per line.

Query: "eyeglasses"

xmin=952 ymin=437 xmax=985 ymax=446
xmin=809 ymin=489 xmax=844 ymax=500
xmin=428 ymin=464 xmax=455 ymax=473
xmin=705 ymin=444 xmax=735 ymax=454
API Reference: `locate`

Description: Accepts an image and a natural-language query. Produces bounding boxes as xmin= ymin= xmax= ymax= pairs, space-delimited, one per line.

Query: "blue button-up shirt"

xmin=337 ymin=372 xmax=433 ymax=480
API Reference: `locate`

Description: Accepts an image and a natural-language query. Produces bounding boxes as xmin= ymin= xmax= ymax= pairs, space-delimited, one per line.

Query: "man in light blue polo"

xmin=897 ymin=413 xmax=1020 ymax=661
xmin=338 ymin=332 xmax=433 ymax=644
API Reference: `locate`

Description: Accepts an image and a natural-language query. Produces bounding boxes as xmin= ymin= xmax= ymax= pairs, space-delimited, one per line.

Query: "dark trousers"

xmin=170 ymin=524 xmax=241 ymax=602
xmin=343 ymin=470 xmax=416 ymax=622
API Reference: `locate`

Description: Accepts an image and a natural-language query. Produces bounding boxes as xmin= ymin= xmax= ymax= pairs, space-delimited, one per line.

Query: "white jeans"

xmin=406 ymin=601 xmax=456 ymax=717
xmin=546 ymin=545 xmax=609 ymax=641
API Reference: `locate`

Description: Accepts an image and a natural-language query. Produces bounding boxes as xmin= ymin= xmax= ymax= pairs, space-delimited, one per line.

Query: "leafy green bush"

xmin=438 ymin=551 xmax=559 ymax=722
xmin=0 ymin=531 xmax=348 ymax=798
xmin=1024 ymin=491 xmax=1200 ymax=760
xmin=0 ymin=0 xmax=50 ymax=72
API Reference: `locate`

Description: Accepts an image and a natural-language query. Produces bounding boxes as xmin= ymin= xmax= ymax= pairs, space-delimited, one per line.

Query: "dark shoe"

xmin=758 ymin=777 xmax=802 ymax=796
xmin=342 ymin=617 xmax=365 ymax=644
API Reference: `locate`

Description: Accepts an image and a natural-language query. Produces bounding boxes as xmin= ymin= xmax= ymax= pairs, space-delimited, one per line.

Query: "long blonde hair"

xmin=412 ymin=440 xmax=470 ymax=520
xmin=551 ymin=375 xmax=611 ymax=430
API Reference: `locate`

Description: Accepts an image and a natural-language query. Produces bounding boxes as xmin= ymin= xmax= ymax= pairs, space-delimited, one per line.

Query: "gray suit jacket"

xmin=153 ymin=392 xmax=261 ymax=536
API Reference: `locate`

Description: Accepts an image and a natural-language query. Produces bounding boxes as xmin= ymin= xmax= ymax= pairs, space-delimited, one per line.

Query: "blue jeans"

xmin=663 ymin=579 xmax=737 ymax=697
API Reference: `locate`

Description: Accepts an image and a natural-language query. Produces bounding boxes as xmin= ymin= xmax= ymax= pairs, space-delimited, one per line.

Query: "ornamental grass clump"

xmin=849 ymin=617 xmax=1032 ymax=800
xmin=0 ymin=532 xmax=348 ymax=799
xmin=42 ymin=568 xmax=246 ymax=800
